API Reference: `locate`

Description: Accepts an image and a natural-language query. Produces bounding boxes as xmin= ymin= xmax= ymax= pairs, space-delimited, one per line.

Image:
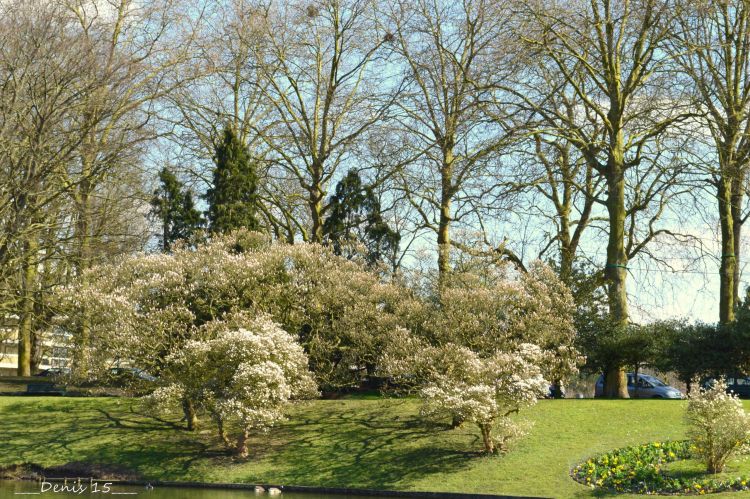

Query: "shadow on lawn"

xmin=1 ymin=398 xmax=485 ymax=489
xmin=0 ymin=399 xmax=211 ymax=479
xmin=252 ymin=400 xmax=481 ymax=489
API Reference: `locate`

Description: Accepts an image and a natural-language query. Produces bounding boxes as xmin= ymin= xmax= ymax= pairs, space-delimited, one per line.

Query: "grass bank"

xmin=2 ymin=396 xmax=750 ymax=498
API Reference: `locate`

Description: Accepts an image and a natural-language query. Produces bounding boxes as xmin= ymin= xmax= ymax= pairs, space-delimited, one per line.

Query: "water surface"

xmin=0 ymin=479 xmax=383 ymax=498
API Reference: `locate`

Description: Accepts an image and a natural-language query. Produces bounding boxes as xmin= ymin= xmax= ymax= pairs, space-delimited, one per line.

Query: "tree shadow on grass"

xmin=1 ymin=398 xmax=497 ymax=489
xmin=246 ymin=400 xmax=487 ymax=490
xmin=0 ymin=398 xmax=218 ymax=480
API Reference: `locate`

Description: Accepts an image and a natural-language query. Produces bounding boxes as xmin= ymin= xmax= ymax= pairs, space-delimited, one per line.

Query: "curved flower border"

xmin=571 ymin=441 xmax=750 ymax=495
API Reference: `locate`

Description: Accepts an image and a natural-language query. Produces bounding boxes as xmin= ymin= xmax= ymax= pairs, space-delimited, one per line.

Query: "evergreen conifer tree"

xmin=150 ymin=167 xmax=204 ymax=251
xmin=205 ymin=126 xmax=261 ymax=234
xmin=323 ymin=170 xmax=400 ymax=268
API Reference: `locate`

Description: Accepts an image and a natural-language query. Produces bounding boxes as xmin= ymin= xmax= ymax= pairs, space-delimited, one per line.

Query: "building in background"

xmin=0 ymin=317 xmax=70 ymax=376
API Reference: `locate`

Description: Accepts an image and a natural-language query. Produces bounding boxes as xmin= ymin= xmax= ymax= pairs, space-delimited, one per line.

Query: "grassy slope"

xmin=2 ymin=396 xmax=750 ymax=498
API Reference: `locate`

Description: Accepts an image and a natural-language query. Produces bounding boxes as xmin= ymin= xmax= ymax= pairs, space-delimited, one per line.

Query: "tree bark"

xmin=308 ymin=161 xmax=325 ymax=244
xmin=17 ymin=237 xmax=38 ymax=376
xmin=182 ymin=398 xmax=199 ymax=431
xmin=309 ymin=190 xmax=324 ymax=244
xmin=604 ymin=365 xmax=628 ymax=399
xmin=604 ymin=127 xmax=629 ymax=399
xmin=731 ymin=175 xmax=744 ymax=310
xmin=216 ymin=414 xmax=231 ymax=448
xmin=437 ymin=152 xmax=454 ymax=285
xmin=718 ymin=177 xmax=737 ymax=324
xmin=479 ymin=423 xmax=495 ymax=454
xmin=73 ymin=153 xmax=94 ymax=376
xmin=235 ymin=428 xmax=250 ymax=458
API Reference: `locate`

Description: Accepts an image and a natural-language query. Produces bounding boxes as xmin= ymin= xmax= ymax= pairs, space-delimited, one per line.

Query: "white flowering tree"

xmin=385 ymin=337 xmax=549 ymax=454
xmin=381 ymin=261 xmax=580 ymax=451
xmin=58 ymin=230 xmax=418 ymax=423
xmin=431 ymin=262 xmax=581 ymax=387
xmin=687 ymin=378 xmax=750 ymax=473
xmin=147 ymin=313 xmax=317 ymax=457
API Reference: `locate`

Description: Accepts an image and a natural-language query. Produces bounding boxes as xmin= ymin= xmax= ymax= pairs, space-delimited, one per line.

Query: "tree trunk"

xmin=604 ymin=365 xmax=628 ymax=399
xmin=17 ymin=237 xmax=38 ymax=376
xmin=437 ymin=153 xmax=454 ymax=285
xmin=182 ymin=398 xmax=199 ymax=431
xmin=731 ymin=175 xmax=744 ymax=310
xmin=450 ymin=414 xmax=464 ymax=428
xmin=559 ymin=239 xmax=573 ymax=285
xmin=550 ymin=379 xmax=565 ymax=399
xmin=235 ymin=428 xmax=250 ymax=458
xmin=73 ymin=163 xmax=93 ymax=376
xmin=479 ymin=423 xmax=495 ymax=454
xmin=604 ymin=145 xmax=630 ymax=398
xmin=216 ymin=414 xmax=231 ymax=448
xmin=309 ymin=163 xmax=325 ymax=243
xmin=718 ymin=177 xmax=736 ymax=324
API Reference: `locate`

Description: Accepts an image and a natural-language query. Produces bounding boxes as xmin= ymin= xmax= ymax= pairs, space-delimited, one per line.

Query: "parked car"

xmin=106 ymin=367 xmax=157 ymax=384
xmin=34 ymin=367 xmax=71 ymax=377
xmin=595 ymin=373 xmax=683 ymax=399
xmin=701 ymin=376 xmax=750 ymax=398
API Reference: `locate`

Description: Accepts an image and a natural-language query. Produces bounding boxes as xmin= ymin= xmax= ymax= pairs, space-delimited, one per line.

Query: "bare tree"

xmin=59 ymin=0 xmax=196 ymax=372
xmin=248 ymin=0 xmax=396 ymax=243
xmin=668 ymin=0 xmax=750 ymax=324
xmin=384 ymin=0 xmax=525 ymax=283
xmin=0 ymin=0 xmax=109 ymax=375
xmin=518 ymin=0 xmax=691 ymax=397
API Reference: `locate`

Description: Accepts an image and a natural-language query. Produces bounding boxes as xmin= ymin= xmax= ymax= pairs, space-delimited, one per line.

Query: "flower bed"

xmin=571 ymin=441 xmax=750 ymax=494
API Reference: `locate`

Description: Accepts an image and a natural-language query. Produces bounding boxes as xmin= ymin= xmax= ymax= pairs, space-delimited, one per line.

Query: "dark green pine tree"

xmin=205 ymin=126 xmax=261 ymax=234
xmin=322 ymin=170 xmax=400 ymax=268
xmin=150 ymin=167 xmax=204 ymax=252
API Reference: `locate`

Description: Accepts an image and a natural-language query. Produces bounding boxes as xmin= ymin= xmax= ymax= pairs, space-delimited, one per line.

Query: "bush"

xmin=383 ymin=336 xmax=549 ymax=454
xmin=58 ymin=230 xmax=421 ymax=391
xmin=686 ymin=378 xmax=750 ymax=473
xmin=145 ymin=313 xmax=318 ymax=457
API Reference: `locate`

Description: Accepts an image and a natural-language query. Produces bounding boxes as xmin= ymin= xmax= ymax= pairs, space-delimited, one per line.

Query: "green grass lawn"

xmin=2 ymin=396 xmax=750 ymax=498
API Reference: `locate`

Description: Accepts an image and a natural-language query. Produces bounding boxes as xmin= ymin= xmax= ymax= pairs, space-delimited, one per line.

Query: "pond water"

xmin=0 ymin=480 xmax=384 ymax=498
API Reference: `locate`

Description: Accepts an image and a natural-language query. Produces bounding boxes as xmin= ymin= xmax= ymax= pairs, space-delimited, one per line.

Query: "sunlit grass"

xmin=3 ymin=396 xmax=750 ymax=497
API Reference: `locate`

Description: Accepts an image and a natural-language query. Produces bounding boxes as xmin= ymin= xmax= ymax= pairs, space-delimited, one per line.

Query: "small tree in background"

xmin=206 ymin=126 xmax=261 ymax=234
xmin=322 ymin=170 xmax=400 ymax=269
xmin=687 ymin=378 xmax=750 ymax=474
xmin=651 ymin=322 xmax=725 ymax=394
xmin=150 ymin=167 xmax=204 ymax=251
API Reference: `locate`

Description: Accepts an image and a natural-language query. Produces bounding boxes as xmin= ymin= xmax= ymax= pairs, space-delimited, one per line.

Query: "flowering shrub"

xmin=428 ymin=262 xmax=582 ymax=388
xmin=687 ymin=378 xmax=750 ymax=473
xmin=145 ymin=313 xmax=317 ymax=457
xmin=376 ymin=262 xmax=581 ymax=454
xmin=58 ymin=230 xmax=420 ymax=391
xmin=572 ymin=441 xmax=750 ymax=494
xmin=384 ymin=338 xmax=549 ymax=453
